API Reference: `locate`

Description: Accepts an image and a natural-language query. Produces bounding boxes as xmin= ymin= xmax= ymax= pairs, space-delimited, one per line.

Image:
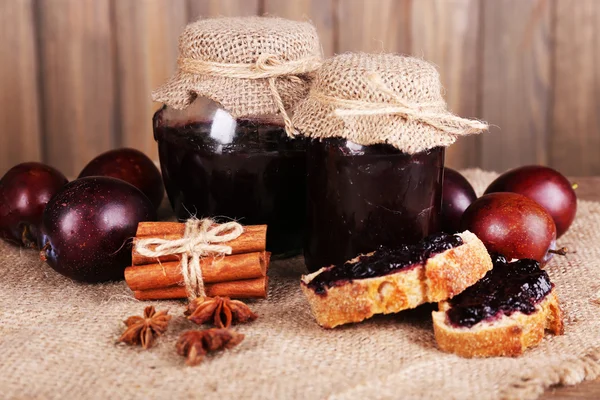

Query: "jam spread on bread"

xmin=447 ymin=254 xmax=553 ymax=327
xmin=307 ymin=233 xmax=463 ymax=295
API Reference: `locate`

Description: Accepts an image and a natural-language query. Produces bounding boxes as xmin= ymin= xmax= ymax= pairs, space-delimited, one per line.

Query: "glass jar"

xmin=153 ymin=98 xmax=307 ymax=256
xmin=304 ymin=138 xmax=444 ymax=272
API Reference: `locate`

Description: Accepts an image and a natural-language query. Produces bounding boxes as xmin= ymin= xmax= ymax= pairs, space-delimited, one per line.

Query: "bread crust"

xmin=432 ymin=289 xmax=564 ymax=358
xmin=425 ymin=232 xmax=493 ymax=302
xmin=301 ymin=231 xmax=492 ymax=329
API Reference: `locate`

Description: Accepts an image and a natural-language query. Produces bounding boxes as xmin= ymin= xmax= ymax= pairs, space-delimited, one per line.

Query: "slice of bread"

xmin=433 ymin=289 xmax=564 ymax=358
xmin=301 ymin=231 xmax=492 ymax=328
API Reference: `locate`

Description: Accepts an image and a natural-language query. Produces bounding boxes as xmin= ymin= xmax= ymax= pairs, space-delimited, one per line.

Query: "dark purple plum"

xmin=78 ymin=148 xmax=164 ymax=210
xmin=441 ymin=168 xmax=477 ymax=233
xmin=39 ymin=177 xmax=156 ymax=283
xmin=0 ymin=162 xmax=68 ymax=247
xmin=461 ymin=192 xmax=557 ymax=264
xmin=484 ymin=165 xmax=577 ymax=238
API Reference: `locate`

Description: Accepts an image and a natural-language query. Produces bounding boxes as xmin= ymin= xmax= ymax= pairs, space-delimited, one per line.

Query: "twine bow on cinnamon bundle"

xmin=124 ymin=219 xmax=270 ymax=301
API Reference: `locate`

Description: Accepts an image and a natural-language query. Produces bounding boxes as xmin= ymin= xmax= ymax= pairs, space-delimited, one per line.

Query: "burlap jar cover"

xmin=292 ymin=53 xmax=488 ymax=153
xmin=152 ymin=16 xmax=323 ymax=136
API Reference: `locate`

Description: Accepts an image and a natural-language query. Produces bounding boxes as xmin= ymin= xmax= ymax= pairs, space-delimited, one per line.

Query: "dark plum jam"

xmin=153 ymin=107 xmax=307 ymax=256
xmin=447 ymin=254 xmax=553 ymax=328
xmin=305 ymin=139 xmax=444 ymax=272
xmin=306 ymin=232 xmax=463 ymax=295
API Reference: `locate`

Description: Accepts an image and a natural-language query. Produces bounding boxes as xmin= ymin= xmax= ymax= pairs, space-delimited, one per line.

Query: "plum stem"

xmin=21 ymin=225 xmax=36 ymax=249
xmin=39 ymin=242 xmax=50 ymax=262
xmin=548 ymin=247 xmax=569 ymax=256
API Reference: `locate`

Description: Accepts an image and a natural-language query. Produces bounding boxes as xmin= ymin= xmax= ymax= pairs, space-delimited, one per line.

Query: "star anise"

xmin=176 ymin=328 xmax=244 ymax=366
xmin=118 ymin=306 xmax=171 ymax=349
xmin=185 ymin=296 xmax=258 ymax=328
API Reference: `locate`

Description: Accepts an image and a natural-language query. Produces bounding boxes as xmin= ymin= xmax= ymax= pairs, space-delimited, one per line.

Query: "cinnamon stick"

xmin=125 ymin=251 xmax=269 ymax=291
xmin=132 ymin=276 xmax=269 ymax=300
xmin=132 ymin=222 xmax=267 ymax=266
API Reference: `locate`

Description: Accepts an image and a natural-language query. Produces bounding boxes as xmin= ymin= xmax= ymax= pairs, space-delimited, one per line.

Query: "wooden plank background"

xmin=1 ymin=0 xmax=599 ymax=177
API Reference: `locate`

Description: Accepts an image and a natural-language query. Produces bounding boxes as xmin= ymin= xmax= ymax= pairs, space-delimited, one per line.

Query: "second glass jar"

xmin=304 ymin=139 xmax=445 ymax=272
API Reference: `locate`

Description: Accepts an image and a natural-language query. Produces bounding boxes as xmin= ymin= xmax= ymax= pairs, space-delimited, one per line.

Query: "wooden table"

xmin=543 ymin=177 xmax=600 ymax=399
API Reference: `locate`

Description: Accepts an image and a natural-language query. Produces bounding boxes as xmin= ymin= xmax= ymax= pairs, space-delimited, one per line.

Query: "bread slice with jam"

xmin=432 ymin=255 xmax=564 ymax=357
xmin=301 ymin=231 xmax=492 ymax=329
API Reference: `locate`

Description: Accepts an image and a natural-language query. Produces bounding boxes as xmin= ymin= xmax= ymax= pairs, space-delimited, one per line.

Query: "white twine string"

xmin=315 ymin=72 xmax=488 ymax=136
xmin=178 ymin=53 xmax=322 ymax=138
xmin=135 ymin=218 xmax=244 ymax=300
xmin=178 ymin=54 xmax=322 ymax=80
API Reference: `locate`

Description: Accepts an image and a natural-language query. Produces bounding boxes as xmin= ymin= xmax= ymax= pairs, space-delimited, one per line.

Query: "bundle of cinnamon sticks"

xmin=124 ymin=222 xmax=269 ymax=300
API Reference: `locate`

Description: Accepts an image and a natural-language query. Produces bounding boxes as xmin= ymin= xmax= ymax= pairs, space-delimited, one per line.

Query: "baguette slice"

xmin=301 ymin=231 xmax=492 ymax=328
xmin=433 ymin=289 xmax=563 ymax=358
xmin=432 ymin=255 xmax=564 ymax=358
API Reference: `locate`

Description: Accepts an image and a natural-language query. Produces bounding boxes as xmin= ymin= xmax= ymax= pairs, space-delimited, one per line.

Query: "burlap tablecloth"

xmin=1 ymin=169 xmax=599 ymax=399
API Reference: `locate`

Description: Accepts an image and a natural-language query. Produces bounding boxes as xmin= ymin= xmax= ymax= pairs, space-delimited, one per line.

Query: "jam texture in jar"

xmin=154 ymin=99 xmax=307 ymax=256
xmin=304 ymin=139 xmax=445 ymax=271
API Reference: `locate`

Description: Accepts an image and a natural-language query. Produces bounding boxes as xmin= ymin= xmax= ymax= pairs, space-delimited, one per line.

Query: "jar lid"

xmin=152 ymin=17 xmax=322 ymax=124
xmin=292 ymin=53 xmax=488 ymax=154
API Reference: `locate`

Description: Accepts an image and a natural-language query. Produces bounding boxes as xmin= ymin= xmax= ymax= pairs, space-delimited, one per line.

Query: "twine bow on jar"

xmin=315 ymin=72 xmax=488 ymax=136
xmin=177 ymin=53 xmax=322 ymax=137
xmin=134 ymin=218 xmax=244 ymax=300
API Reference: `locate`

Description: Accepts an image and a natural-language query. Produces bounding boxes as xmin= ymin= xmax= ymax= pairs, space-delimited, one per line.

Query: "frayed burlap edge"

xmin=500 ymin=347 xmax=600 ymax=400
xmin=152 ymin=70 xmax=312 ymax=119
xmin=293 ymin=95 xmax=460 ymax=154
xmin=152 ymin=16 xmax=322 ymax=121
xmin=292 ymin=53 xmax=488 ymax=154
